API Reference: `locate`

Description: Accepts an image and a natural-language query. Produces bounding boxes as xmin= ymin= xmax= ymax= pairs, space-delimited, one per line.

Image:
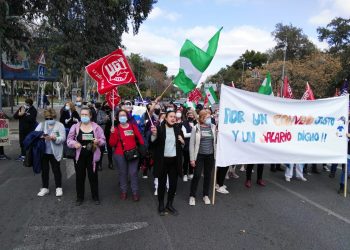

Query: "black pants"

xmin=158 ymin=157 xmax=178 ymax=203
xmin=246 ymin=164 xmax=264 ymax=181
xmin=182 ymin=150 xmax=193 ymax=176
xmin=190 ymin=154 xmax=214 ymax=197
xmin=0 ymin=146 xmax=4 ymax=155
xmin=75 ymin=149 xmax=99 ymax=200
xmin=216 ymin=166 xmax=229 ymax=187
xmin=19 ymin=132 xmax=27 ymax=156
xmin=41 ymin=154 xmax=62 ymax=188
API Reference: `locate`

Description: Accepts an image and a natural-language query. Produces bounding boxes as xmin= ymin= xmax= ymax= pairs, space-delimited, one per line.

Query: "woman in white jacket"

xmin=189 ymin=110 xmax=217 ymax=206
xmin=35 ymin=108 xmax=66 ymax=197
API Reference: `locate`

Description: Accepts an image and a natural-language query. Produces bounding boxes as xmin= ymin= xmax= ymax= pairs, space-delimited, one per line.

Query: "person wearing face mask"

xmin=67 ymin=108 xmax=106 ymax=206
xmin=150 ymin=111 xmax=185 ymax=216
xmin=60 ymin=101 xmax=80 ymax=133
xmin=35 ymin=108 xmax=66 ymax=197
xmin=175 ymin=109 xmax=183 ymax=124
xmin=14 ymin=98 xmax=38 ymax=161
xmin=109 ymin=110 xmax=145 ymax=201
xmin=189 ymin=110 xmax=217 ymax=206
xmin=182 ymin=110 xmax=197 ymax=182
xmin=75 ymin=96 xmax=83 ymax=109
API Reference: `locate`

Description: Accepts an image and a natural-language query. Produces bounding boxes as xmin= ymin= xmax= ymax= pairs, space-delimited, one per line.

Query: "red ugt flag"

xmin=106 ymin=88 xmax=121 ymax=108
xmin=282 ymin=76 xmax=294 ymax=99
xmin=85 ymin=49 xmax=137 ymax=94
xmin=301 ymin=82 xmax=315 ymax=100
xmin=188 ymin=88 xmax=203 ymax=104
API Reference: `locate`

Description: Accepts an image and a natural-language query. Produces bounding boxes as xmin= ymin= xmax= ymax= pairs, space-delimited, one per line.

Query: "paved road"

xmin=1 ymin=138 xmax=350 ymax=250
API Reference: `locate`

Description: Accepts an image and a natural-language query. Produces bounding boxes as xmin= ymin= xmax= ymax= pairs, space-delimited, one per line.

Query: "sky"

xmin=122 ymin=0 xmax=350 ymax=82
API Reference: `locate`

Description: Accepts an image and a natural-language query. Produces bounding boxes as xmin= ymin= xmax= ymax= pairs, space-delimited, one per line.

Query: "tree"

xmin=271 ymin=23 xmax=317 ymax=61
xmin=317 ymin=17 xmax=350 ymax=79
xmin=22 ymin=0 xmax=157 ymax=77
xmin=232 ymin=50 xmax=268 ymax=69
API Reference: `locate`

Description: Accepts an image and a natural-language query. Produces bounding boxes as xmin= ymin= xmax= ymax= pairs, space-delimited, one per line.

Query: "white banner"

xmin=216 ymin=85 xmax=349 ymax=166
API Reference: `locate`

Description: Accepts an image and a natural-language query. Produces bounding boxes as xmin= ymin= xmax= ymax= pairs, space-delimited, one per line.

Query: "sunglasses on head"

xmin=45 ymin=118 xmax=53 ymax=120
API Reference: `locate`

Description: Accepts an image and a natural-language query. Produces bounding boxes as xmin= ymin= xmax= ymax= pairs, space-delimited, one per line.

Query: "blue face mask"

xmin=75 ymin=102 xmax=82 ymax=107
xmin=46 ymin=120 xmax=55 ymax=126
xmin=205 ymin=118 xmax=212 ymax=125
xmin=119 ymin=116 xmax=127 ymax=124
xmin=65 ymin=106 xmax=70 ymax=111
xmin=81 ymin=117 xmax=90 ymax=123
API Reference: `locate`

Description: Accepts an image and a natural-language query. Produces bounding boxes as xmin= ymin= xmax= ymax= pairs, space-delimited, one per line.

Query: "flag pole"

xmin=134 ymin=83 xmax=154 ymax=126
xmin=112 ymin=89 xmax=115 ymax=129
xmin=344 ymin=162 xmax=347 ymax=198
xmin=212 ymin=166 xmax=217 ymax=205
xmin=159 ymin=82 xmax=172 ymax=99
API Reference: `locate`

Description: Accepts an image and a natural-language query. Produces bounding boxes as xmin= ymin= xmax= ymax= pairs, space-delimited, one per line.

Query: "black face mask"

xmin=154 ymin=109 xmax=160 ymax=115
xmin=187 ymin=117 xmax=194 ymax=122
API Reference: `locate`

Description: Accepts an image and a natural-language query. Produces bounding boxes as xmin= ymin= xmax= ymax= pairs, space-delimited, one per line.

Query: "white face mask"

xmin=176 ymin=113 xmax=182 ymax=118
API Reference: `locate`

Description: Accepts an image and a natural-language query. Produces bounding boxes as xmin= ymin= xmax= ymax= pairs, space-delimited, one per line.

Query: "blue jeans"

xmin=340 ymin=159 xmax=350 ymax=185
xmin=113 ymin=154 xmax=139 ymax=194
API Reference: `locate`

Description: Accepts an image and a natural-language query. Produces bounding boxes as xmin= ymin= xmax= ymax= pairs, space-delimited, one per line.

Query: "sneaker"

xmin=16 ymin=156 xmax=25 ymax=162
xmin=189 ymin=196 xmax=196 ymax=206
xmin=285 ymin=177 xmax=291 ymax=182
xmin=215 ymin=184 xmax=227 ymax=190
xmin=37 ymin=188 xmax=49 ymax=197
xmin=232 ymin=172 xmax=239 ymax=179
xmin=120 ymin=192 xmax=127 ymax=200
xmin=216 ymin=186 xmax=229 ymax=194
xmin=323 ymin=165 xmax=330 ymax=172
xmin=297 ymin=177 xmax=307 ymax=182
xmin=183 ymin=175 xmax=188 ymax=182
xmin=239 ymin=166 xmax=245 ymax=172
xmin=55 ymin=188 xmax=63 ymax=197
xmin=329 ymin=173 xmax=335 ymax=178
xmin=203 ymin=196 xmax=211 ymax=205
xmin=0 ymin=155 xmax=9 ymax=160
xmin=225 ymin=173 xmax=230 ymax=179
xmin=76 ymin=199 xmax=83 ymax=206
xmin=132 ymin=193 xmax=140 ymax=202
xmin=188 ymin=174 xmax=194 ymax=180
xmin=154 ymin=190 xmax=158 ymax=196
xmin=142 ymin=175 xmax=148 ymax=179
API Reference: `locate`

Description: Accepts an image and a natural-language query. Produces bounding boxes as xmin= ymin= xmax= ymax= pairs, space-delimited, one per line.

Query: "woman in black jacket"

xmin=60 ymin=101 xmax=80 ymax=132
xmin=150 ymin=111 xmax=185 ymax=216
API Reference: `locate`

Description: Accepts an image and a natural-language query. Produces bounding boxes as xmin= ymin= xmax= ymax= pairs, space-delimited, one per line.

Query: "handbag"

xmin=117 ymin=126 xmax=139 ymax=161
xmin=63 ymin=143 xmax=76 ymax=159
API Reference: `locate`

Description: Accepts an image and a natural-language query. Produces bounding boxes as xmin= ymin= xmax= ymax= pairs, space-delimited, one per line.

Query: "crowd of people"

xmin=0 ymin=96 xmax=348 ymax=216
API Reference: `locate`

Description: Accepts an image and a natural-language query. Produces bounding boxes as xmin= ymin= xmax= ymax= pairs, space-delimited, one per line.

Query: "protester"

xmin=245 ymin=164 xmax=265 ymax=188
xmin=109 ymin=109 xmax=145 ymax=201
xmin=60 ymin=101 xmax=80 ymax=132
xmin=338 ymin=126 xmax=350 ymax=194
xmin=216 ymin=166 xmax=230 ymax=194
xmin=175 ymin=108 xmax=183 ymax=124
xmin=270 ymin=164 xmax=284 ymax=172
xmin=285 ymin=164 xmax=307 ymax=182
xmin=182 ymin=110 xmax=196 ymax=182
xmin=189 ymin=110 xmax=217 ymax=206
xmin=13 ymin=98 xmax=37 ymax=161
xmin=151 ymin=111 xmax=185 ymax=215
xmin=67 ymin=107 xmax=106 ymax=205
xmin=35 ymin=108 xmax=66 ymax=197
xmin=96 ymin=101 xmax=114 ymax=170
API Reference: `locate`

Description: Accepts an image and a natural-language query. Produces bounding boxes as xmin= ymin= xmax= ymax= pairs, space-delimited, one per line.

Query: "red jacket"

xmin=109 ymin=123 xmax=144 ymax=155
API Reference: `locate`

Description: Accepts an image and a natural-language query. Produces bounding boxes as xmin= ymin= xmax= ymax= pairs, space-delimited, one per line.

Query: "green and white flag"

xmin=258 ymin=72 xmax=274 ymax=96
xmin=205 ymin=86 xmax=218 ymax=105
xmin=183 ymin=100 xmax=196 ymax=110
xmin=173 ymin=27 xmax=223 ymax=93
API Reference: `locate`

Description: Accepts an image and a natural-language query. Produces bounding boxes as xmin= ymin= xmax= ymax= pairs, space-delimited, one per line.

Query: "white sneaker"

xmin=216 ymin=186 xmax=229 ymax=194
xmin=215 ymin=184 xmax=227 ymax=190
xmin=297 ymin=177 xmax=307 ymax=182
xmin=323 ymin=166 xmax=330 ymax=172
xmin=225 ymin=174 xmax=230 ymax=180
xmin=37 ymin=188 xmax=49 ymax=197
xmin=231 ymin=172 xmax=239 ymax=179
xmin=285 ymin=177 xmax=291 ymax=182
xmin=203 ymin=196 xmax=211 ymax=205
xmin=240 ymin=166 xmax=245 ymax=172
xmin=188 ymin=174 xmax=194 ymax=180
xmin=142 ymin=175 xmax=148 ymax=179
xmin=189 ymin=196 xmax=196 ymax=206
xmin=183 ymin=175 xmax=188 ymax=182
xmin=56 ymin=188 xmax=63 ymax=197
xmin=154 ymin=189 xmax=158 ymax=196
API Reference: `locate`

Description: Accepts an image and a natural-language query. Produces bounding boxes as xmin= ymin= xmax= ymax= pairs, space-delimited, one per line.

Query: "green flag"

xmin=205 ymin=86 xmax=219 ymax=105
xmin=173 ymin=27 xmax=223 ymax=93
xmin=258 ymin=72 xmax=274 ymax=96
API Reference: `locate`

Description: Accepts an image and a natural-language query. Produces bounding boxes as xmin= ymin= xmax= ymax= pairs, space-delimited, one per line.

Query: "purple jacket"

xmin=67 ymin=122 xmax=106 ymax=172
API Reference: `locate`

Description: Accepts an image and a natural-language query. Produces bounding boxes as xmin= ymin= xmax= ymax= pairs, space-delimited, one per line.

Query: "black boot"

xmin=108 ymin=162 xmax=114 ymax=170
xmin=276 ymin=165 xmax=284 ymax=171
xmin=312 ymin=166 xmax=320 ymax=174
xmin=270 ymin=165 xmax=276 ymax=172
xmin=166 ymin=199 xmax=179 ymax=216
xmin=158 ymin=200 xmax=167 ymax=216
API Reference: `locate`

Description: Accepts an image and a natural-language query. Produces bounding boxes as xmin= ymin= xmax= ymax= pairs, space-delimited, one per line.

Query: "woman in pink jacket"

xmin=67 ymin=107 xmax=106 ymax=206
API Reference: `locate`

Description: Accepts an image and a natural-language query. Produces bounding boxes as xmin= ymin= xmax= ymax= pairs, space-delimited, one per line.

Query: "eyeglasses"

xmin=45 ymin=118 xmax=53 ymax=120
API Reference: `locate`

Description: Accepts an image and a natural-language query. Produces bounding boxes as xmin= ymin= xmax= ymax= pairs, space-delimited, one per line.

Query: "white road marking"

xmin=14 ymin=222 xmax=148 ymax=250
xmin=268 ymin=179 xmax=350 ymax=225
